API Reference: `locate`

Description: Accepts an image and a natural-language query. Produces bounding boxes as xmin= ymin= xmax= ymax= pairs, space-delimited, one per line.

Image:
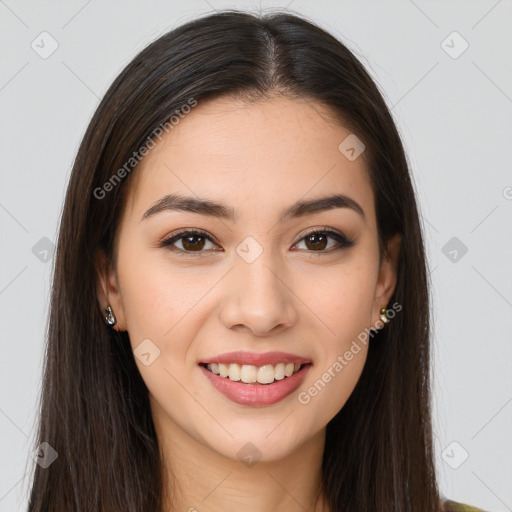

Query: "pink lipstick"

xmin=198 ymin=351 xmax=312 ymax=407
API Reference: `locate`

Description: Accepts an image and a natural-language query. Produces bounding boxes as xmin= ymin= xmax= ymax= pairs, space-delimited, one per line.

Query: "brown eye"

xmin=181 ymin=233 xmax=207 ymax=251
xmin=303 ymin=232 xmax=329 ymax=251
xmin=161 ymin=230 xmax=218 ymax=253
xmin=294 ymin=228 xmax=354 ymax=253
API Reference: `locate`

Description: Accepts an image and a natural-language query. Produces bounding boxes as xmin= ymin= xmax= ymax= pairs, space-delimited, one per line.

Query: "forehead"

xmin=123 ymin=95 xmax=374 ymax=225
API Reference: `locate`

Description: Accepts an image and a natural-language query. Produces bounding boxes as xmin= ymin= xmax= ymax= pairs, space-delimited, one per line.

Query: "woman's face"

xmin=98 ymin=95 xmax=400 ymax=462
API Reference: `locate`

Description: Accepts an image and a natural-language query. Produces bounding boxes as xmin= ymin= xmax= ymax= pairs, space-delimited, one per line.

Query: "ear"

xmin=94 ymin=248 xmax=127 ymax=331
xmin=372 ymin=233 xmax=402 ymax=325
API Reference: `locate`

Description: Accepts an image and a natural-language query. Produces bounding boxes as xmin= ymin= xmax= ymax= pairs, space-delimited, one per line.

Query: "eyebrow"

xmin=141 ymin=193 xmax=366 ymax=223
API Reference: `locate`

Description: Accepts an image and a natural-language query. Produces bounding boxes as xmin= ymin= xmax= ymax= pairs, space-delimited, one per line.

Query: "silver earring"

xmin=104 ymin=305 xmax=116 ymax=327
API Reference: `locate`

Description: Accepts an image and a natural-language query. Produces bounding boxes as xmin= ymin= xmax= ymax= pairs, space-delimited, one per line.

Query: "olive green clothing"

xmin=444 ymin=499 xmax=490 ymax=512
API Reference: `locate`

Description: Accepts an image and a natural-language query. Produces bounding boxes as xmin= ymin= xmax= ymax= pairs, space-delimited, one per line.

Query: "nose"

xmin=218 ymin=252 xmax=298 ymax=337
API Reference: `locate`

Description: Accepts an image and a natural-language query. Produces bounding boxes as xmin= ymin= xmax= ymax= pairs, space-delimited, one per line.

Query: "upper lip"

xmin=199 ymin=351 xmax=311 ymax=366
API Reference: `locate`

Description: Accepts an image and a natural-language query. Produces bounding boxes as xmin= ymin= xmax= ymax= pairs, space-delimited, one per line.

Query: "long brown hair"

xmin=26 ymin=9 xmax=446 ymax=511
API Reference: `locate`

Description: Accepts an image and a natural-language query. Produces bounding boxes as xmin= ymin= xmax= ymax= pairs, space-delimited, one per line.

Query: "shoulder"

xmin=443 ymin=499 xmax=490 ymax=512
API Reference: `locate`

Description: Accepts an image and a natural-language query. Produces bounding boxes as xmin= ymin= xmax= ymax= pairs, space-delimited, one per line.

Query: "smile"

xmin=198 ymin=351 xmax=312 ymax=406
xmin=202 ymin=362 xmax=303 ymax=385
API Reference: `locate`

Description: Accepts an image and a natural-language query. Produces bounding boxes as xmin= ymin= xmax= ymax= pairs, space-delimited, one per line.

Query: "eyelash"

xmin=160 ymin=226 xmax=355 ymax=256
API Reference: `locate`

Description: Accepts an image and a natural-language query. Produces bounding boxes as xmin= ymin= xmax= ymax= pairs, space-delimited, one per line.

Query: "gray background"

xmin=1 ymin=1 xmax=511 ymax=511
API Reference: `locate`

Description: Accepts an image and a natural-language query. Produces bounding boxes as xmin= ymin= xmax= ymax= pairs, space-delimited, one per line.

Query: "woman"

xmin=26 ymin=9 xmax=488 ymax=512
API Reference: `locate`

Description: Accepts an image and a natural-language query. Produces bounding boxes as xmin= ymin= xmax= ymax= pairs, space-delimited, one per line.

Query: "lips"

xmin=199 ymin=350 xmax=311 ymax=367
xmin=197 ymin=351 xmax=312 ymax=406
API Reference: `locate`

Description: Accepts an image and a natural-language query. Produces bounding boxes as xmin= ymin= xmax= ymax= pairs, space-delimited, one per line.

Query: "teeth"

xmin=228 ymin=363 xmax=241 ymax=381
xmin=257 ymin=365 xmax=275 ymax=384
xmin=205 ymin=362 xmax=304 ymax=384
xmin=274 ymin=363 xmax=285 ymax=380
xmin=240 ymin=364 xmax=257 ymax=383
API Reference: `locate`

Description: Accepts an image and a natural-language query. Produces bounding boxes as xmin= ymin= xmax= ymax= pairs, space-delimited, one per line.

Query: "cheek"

xmin=298 ymin=326 xmax=370 ymax=428
xmin=119 ymin=248 xmax=207 ymax=337
xmin=296 ymin=266 xmax=374 ymax=421
xmin=307 ymin=263 xmax=377 ymax=340
xmin=118 ymin=255 xmax=207 ymax=399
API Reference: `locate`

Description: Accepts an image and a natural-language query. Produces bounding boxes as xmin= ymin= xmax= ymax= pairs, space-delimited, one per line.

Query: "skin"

xmin=96 ymin=95 xmax=401 ymax=512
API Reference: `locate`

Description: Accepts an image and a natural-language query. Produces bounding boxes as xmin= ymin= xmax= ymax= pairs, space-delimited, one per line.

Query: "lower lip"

xmin=199 ymin=363 xmax=312 ymax=407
